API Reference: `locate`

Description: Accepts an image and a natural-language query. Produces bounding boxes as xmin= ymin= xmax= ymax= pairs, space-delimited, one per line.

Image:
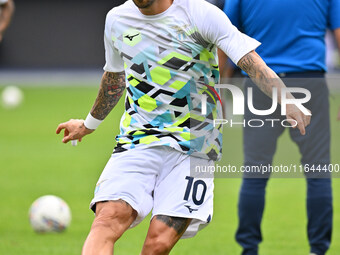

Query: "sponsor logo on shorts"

xmin=185 ymin=205 xmax=198 ymax=213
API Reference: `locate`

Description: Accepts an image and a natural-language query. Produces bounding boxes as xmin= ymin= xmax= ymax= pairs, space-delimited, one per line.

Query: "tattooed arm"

xmin=56 ymin=71 xmax=126 ymax=143
xmin=90 ymin=71 xmax=126 ymax=120
xmin=237 ymin=51 xmax=289 ymax=99
xmin=237 ymin=51 xmax=311 ymax=135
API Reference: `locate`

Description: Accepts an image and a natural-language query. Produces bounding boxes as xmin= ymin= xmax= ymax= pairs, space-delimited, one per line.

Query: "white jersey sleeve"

xmin=190 ymin=0 xmax=261 ymax=65
xmin=0 ymin=0 xmax=8 ymax=4
xmin=103 ymin=10 xmax=125 ymax=73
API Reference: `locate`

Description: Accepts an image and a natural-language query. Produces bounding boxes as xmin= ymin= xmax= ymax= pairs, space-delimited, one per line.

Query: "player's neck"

xmin=138 ymin=0 xmax=174 ymax=16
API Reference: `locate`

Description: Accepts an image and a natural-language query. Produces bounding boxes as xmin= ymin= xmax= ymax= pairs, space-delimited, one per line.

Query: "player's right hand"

xmin=285 ymin=104 xmax=311 ymax=136
xmin=56 ymin=119 xmax=94 ymax=143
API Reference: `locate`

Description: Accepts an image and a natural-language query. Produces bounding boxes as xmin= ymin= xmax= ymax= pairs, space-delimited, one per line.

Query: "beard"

xmin=132 ymin=0 xmax=156 ymax=9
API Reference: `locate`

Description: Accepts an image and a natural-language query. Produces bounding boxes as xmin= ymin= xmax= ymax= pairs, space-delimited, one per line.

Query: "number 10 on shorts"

xmin=183 ymin=176 xmax=207 ymax=206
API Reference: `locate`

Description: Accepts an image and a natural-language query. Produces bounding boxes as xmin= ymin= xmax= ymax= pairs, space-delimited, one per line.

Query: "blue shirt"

xmin=224 ymin=0 xmax=340 ymax=73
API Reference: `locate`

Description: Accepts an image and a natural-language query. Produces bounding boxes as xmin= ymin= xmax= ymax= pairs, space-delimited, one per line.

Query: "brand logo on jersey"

xmin=185 ymin=205 xmax=198 ymax=213
xmin=124 ymin=33 xmax=140 ymax=41
xmin=171 ymin=24 xmax=191 ymax=41
xmin=171 ymin=24 xmax=190 ymax=33
xmin=123 ymin=28 xmax=142 ymax=46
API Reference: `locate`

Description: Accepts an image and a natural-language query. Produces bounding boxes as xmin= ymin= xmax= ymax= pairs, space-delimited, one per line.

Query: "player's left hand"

xmin=337 ymin=106 xmax=340 ymax=121
xmin=56 ymin=119 xmax=94 ymax=143
xmin=285 ymin=104 xmax=311 ymax=135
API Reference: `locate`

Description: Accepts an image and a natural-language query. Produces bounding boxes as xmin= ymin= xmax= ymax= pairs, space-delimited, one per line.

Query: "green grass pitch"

xmin=0 ymin=86 xmax=339 ymax=254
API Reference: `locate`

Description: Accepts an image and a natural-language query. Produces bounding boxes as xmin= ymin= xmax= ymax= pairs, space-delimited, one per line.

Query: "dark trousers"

xmin=236 ymin=74 xmax=333 ymax=255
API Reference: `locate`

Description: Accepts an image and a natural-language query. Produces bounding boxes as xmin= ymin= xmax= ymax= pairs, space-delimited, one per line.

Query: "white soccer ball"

xmin=28 ymin=195 xmax=72 ymax=233
xmin=1 ymin=86 xmax=24 ymax=108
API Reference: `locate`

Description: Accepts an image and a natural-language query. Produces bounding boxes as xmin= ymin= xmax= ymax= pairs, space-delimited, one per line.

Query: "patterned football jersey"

xmin=104 ymin=0 xmax=260 ymax=160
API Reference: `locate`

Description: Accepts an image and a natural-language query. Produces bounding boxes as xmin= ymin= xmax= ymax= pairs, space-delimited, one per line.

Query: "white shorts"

xmin=90 ymin=146 xmax=214 ymax=238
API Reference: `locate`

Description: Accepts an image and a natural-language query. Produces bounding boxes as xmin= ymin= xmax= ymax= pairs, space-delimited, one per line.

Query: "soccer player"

xmin=0 ymin=0 xmax=14 ymax=42
xmin=221 ymin=0 xmax=340 ymax=255
xmin=56 ymin=0 xmax=310 ymax=254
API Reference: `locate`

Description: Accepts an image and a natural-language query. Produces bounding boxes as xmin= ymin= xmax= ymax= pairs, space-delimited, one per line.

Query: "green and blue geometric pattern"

xmin=110 ymin=8 xmax=223 ymax=160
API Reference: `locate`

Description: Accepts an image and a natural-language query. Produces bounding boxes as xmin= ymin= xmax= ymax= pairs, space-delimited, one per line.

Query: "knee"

xmin=91 ymin=201 xmax=136 ymax=241
xmin=143 ymin=237 xmax=173 ymax=255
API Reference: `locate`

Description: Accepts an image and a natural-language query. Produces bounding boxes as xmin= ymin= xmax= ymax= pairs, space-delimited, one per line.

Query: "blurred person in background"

xmin=0 ymin=0 xmax=14 ymax=42
xmin=221 ymin=0 xmax=340 ymax=255
xmin=326 ymin=31 xmax=340 ymax=71
xmin=325 ymin=31 xmax=340 ymax=120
